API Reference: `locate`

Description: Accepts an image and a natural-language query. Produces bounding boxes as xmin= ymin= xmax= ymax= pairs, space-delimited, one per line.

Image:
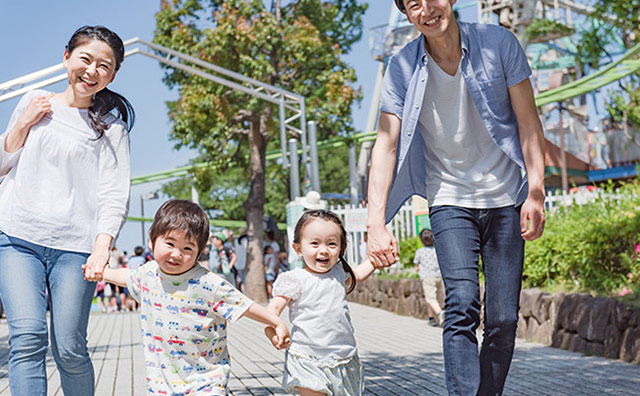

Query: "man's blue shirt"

xmin=379 ymin=21 xmax=532 ymax=222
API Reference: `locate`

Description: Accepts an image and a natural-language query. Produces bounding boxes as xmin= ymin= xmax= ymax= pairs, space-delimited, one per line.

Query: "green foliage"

xmin=153 ymin=0 xmax=366 ymax=220
xmin=605 ymin=84 xmax=640 ymax=128
xmin=524 ymin=181 xmax=640 ymax=294
xmin=524 ymin=18 xmax=574 ymax=43
xmin=399 ymin=236 xmax=422 ymax=269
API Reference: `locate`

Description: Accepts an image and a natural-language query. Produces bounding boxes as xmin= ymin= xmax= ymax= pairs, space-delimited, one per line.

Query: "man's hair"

xmin=149 ymin=199 xmax=210 ymax=254
xmin=394 ymin=0 xmax=406 ymax=14
xmin=134 ymin=246 xmax=144 ymax=256
xmin=420 ymin=228 xmax=434 ymax=247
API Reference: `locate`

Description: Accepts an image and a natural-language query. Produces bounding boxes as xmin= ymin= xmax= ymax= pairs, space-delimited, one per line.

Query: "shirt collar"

xmin=419 ymin=20 xmax=469 ymax=64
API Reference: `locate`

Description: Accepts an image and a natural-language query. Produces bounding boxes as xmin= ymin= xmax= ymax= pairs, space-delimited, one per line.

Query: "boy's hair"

xmin=293 ymin=209 xmax=357 ymax=294
xmin=420 ymin=228 xmax=434 ymax=247
xmin=394 ymin=0 xmax=406 ymax=14
xmin=134 ymin=245 xmax=144 ymax=256
xmin=149 ymin=200 xmax=210 ymax=255
xmin=264 ymin=245 xmax=272 ymax=255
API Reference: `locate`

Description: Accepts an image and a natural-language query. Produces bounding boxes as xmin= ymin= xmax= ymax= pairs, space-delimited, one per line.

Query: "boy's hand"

xmin=264 ymin=324 xmax=290 ymax=350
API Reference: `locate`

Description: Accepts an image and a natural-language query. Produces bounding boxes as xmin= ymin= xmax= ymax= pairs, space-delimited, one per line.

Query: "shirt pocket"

xmin=478 ymin=76 xmax=510 ymax=119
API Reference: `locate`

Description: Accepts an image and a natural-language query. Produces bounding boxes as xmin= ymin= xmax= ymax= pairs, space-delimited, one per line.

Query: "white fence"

xmin=328 ymin=202 xmax=416 ymax=265
xmin=544 ymin=188 xmax=636 ymax=214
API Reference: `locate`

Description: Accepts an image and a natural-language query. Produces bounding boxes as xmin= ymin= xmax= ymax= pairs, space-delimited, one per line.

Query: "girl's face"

xmin=293 ymin=218 xmax=342 ymax=274
xmin=63 ymin=39 xmax=117 ymax=102
xmin=151 ymin=230 xmax=199 ymax=275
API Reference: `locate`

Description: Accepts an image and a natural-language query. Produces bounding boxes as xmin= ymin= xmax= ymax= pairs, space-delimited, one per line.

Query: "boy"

xmin=84 ymin=199 xmax=289 ymax=395
xmin=413 ymin=228 xmax=444 ymax=327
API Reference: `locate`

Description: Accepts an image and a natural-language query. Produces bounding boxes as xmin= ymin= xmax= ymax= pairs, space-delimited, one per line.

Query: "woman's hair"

xmin=420 ymin=228 xmax=434 ymax=247
xmin=66 ymin=25 xmax=135 ymax=137
xmin=293 ymin=209 xmax=357 ymax=294
xmin=149 ymin=200 xmax=211 ymax=255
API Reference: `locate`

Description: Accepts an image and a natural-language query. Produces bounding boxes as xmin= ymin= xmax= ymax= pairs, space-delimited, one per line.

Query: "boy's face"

xmin=151 ymin=230 xmax=200 ymax=275
xmin=212 ymin=237 xmax=223 ymax=249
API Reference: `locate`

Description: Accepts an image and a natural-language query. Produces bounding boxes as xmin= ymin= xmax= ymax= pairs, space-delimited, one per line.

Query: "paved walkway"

xmin=0 ymin=303 xmax=639 ymax=395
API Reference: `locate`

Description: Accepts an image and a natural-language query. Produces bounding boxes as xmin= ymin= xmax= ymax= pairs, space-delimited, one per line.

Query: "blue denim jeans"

xmin=429 ymin=205 xmax=524 ymax=396
xmin=0 ymin=231 xmax=96 ymax=396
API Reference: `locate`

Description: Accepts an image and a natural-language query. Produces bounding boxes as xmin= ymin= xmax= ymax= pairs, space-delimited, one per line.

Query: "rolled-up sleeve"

xmin=96 ymin=122 xmax=131 ymax=239
xmin=379 ymin=56 xmax=407 ymax=118
xmin=500 ymin=28 xmax=532 ymax=87
xmin=0 ymin=92 xmax=34 ymax=176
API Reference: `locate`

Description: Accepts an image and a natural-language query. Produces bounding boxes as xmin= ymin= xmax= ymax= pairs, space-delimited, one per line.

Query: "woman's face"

xmin=63 ymin=39 xmax=118 ymax=101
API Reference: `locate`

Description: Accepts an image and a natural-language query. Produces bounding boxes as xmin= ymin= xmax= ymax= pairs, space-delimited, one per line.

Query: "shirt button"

xmin=415 ymin=104 xmax=419 ymax=109
xmin=421 ymin=78 xmax=425 ymax=82
xmin=488 ymin=82 xmax=492 ymax=86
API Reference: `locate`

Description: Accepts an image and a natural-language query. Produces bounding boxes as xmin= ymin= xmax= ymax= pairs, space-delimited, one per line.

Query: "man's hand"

xmin=367 ymin=224 xmax=399 ymax=269
xmin=520 ymin=191 xmax=545 ymax=241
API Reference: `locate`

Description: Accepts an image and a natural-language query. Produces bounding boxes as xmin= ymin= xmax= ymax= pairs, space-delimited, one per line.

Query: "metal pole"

xmin=307 ymin=121 xmax=321 ymax=193
xmin=349 ymin=145 xmax=358 ymax=205
xmin=289 ymin=138 xmax=300 ymax=200
xmin=559 ymin=102 xmax=568 ymax=192
xmin=140 ymin=195 xmax=145 ymax=246
xmin=279 ymin=98 xmax=289 ymax=167
xmin=191 ymin=178 xmax=200 ymax=204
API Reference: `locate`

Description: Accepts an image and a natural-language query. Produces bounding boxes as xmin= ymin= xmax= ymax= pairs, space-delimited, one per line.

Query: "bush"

xmin=399 ymin=235 xmax=422 ymax=269
xmin=524 ymin=181 xmax=640 ymax=294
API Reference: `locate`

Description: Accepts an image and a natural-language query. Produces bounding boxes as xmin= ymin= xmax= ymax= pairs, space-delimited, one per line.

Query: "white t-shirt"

xmin=418 ymin=53 xmax=522 ymax=208
xmin=128 ymin=261 xmax=253 ymax=396
xmin=0 ymin=89 xmax=130 ymax=253
xmin=272 ymin=265 xmax=357 ymax=360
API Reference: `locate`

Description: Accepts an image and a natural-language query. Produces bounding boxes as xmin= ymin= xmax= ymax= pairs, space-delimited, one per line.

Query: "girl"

xmin=0 ymin=26 xmax=134 ymax=396
xmin=265 ymin=210 xmax=375 ymax=396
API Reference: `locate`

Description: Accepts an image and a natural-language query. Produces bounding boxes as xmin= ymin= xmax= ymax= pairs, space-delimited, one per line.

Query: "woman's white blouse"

xmin=0 ymin=89 xmax=130 ymax=253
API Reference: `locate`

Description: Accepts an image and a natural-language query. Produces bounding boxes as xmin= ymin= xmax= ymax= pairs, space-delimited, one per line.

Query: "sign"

xmin=344 ymin=208 xmax=368 ymax=232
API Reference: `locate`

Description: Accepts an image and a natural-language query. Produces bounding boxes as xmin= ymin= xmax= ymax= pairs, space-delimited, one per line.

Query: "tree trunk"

xmin=243 ymin=107 xmax=271 ymax=302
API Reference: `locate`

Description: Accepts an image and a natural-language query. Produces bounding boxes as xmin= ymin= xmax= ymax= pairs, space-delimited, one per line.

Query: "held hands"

xmin=264 ymin=323 xmax=291 ymax=350
xmin=367 ymin=225 xmax=399 ymax=269
xmin=520 ymin=191 xmax=546 ymax=241
xmin=82 ymin=251 xmax=110 ymax=282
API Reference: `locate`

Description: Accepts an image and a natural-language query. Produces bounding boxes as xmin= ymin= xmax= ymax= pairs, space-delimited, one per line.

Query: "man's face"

xmin=402 ymin=0 xmax=457 ymax=40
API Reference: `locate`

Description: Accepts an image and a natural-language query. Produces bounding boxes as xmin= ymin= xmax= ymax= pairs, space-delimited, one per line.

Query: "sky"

xmin=0 ymin=1 xmax=401 ymax=252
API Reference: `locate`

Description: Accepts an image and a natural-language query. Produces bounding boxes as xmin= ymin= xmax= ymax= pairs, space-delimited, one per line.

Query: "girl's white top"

xmin=0 ymin=89 xmax=130 ymax=253
xmin=272 ymin=264 xmax=357 ymax=360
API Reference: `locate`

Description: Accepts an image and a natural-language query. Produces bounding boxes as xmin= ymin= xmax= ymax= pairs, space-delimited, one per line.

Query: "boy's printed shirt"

xmin=128 ymin=261 xmax=253 ymax=396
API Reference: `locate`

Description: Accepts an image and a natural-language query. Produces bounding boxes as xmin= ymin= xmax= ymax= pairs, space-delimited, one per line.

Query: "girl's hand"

xmin=18 ymin=93 xmax=54 ymax=130
xmin=264 ymin=324 xmax=291 ymax=350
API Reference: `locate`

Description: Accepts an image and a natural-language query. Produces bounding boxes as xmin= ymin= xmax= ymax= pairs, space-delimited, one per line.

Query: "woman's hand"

xmin=5 ymin=93 xmax=54 ymax=153
xmin=21 ymin=94 xmax=54 ymax=127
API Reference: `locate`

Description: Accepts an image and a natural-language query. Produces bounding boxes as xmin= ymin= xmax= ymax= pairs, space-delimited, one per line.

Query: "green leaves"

xmin=524 ymin=181 xmax=640 ymax=295
xmin=153 ymin=0 xmax=366 ymax=222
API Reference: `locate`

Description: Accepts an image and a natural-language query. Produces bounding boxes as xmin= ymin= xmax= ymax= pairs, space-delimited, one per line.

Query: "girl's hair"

xmin=419 ymin=228 xmax=434 ymax=247
xmin=293 ymin=209 xmax=357 ymax=294
xmin=66 ymin=25 xmax=135 ymax=137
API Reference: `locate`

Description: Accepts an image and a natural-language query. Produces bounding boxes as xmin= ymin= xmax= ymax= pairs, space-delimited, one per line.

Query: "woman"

xmin=0 ymin=25 xmax=134 ymax=396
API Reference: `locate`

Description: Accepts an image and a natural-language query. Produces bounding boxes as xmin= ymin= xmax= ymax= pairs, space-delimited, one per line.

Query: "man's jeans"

xmin=429 ymin=205 xmax=524 ymax=396
xmin=0 ymin=231 xmax=95 ymax=396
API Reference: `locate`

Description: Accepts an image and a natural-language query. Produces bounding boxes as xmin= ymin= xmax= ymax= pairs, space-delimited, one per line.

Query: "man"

xmin=366 ymin=1 xmax=546 ymax=395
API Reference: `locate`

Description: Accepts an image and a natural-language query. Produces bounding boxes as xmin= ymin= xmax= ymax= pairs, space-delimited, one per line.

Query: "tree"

xmin=575 ymin=0 xmax=639 ymax=128
xmin=154 ymin=0 xmax=366 ymax=301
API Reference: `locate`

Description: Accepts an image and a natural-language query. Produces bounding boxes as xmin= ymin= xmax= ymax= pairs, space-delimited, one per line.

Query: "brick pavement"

xmin=0 ymin=303 xmax=639 ymax=395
